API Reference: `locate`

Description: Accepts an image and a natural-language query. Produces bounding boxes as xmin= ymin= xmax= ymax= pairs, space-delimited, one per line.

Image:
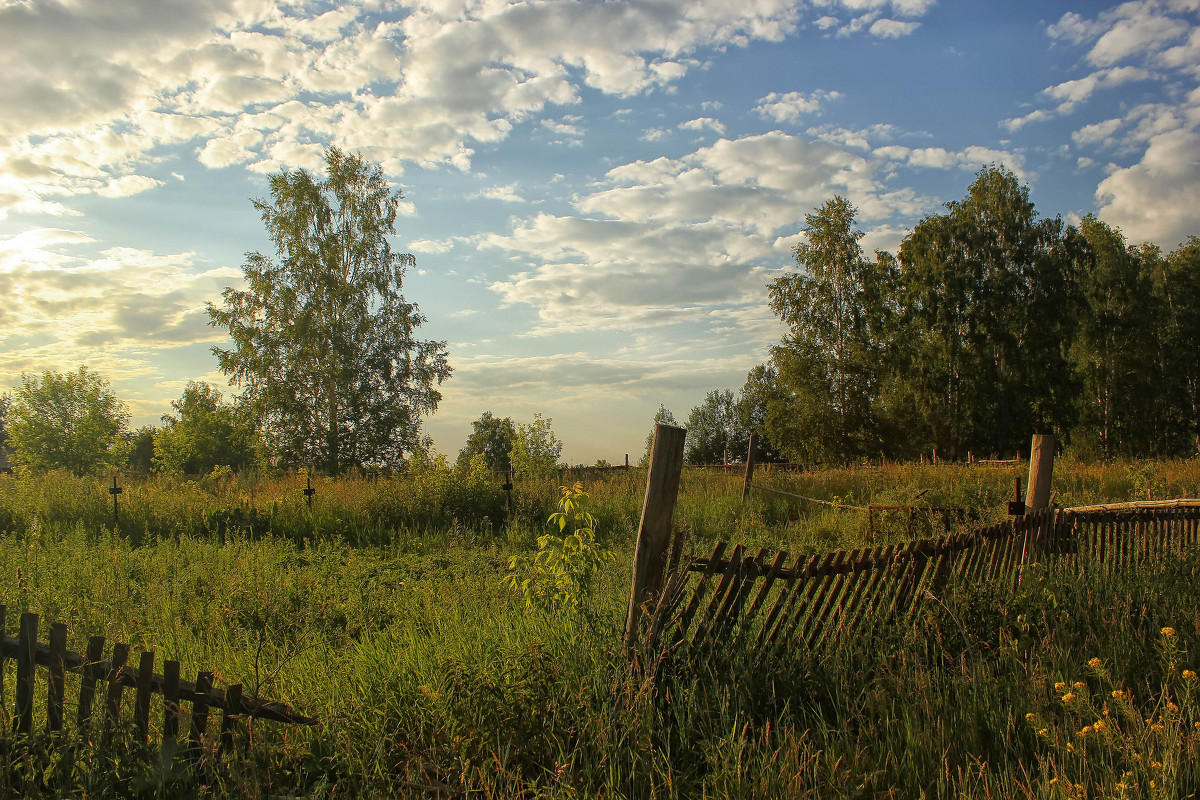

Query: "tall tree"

xmin=509 ymin=413 xmax=562 ymax=478
xmin=737 ymin=364 xmax=786 ymax=463
xmin=640 ymin=405 xmax=678 ymax=467
xmin=897 ymin=165 xmax=1086 ymax=458
xmin=1070 ymin=217 xmax=1159 ymax=458
xmin=685 ymin=390 xmax=744 ymax=465
xmin=153 ymin=382 xmax=259 ymax=475
xmin=7 ymin=367 xmax=129 ymax=475
xmin=1156 ymin=236 xmax=1200 ymax=455
xmin=208 ymin=147 xmax=451 ymax=473
xmin=767 ymin=196 xmax=896 ymax=463
xmin=456 ymin=411 xmax=517 ymax=472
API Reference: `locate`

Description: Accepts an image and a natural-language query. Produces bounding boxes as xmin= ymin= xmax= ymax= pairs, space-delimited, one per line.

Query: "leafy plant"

xmin=506 ymin=482 xmax=612 ymax=613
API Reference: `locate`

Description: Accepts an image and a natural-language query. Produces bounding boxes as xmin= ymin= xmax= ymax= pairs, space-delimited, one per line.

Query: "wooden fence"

xmin=0 ymin=608 xmax=315 ymax=757
xmin=640 ymin=502 xmax=1200 ymax=661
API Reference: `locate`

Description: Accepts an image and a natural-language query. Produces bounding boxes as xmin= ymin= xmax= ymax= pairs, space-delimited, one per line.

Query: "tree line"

xmin=678 ymin=165 xmax=1200 ymax=465
xmin=4 ymin=159 xmax=1197 ymax=476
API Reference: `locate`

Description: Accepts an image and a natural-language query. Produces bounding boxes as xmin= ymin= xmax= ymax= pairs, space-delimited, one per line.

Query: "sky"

xmin=3 ymin=0 xmax=1200 ymax=466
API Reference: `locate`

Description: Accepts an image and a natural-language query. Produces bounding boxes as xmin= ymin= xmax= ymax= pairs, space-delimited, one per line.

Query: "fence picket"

xmin=163 ymin=659 xmax=182 ymax=744
xmin=77 ymin=635 xmax=105 ymax=732
xmin=135 ymin=651 xmax=154 ymax=743
xmin=103 ymin=643 xmax=130 ymax=747
xmin=676 ymin=541 xmax=728 ymax=641
xmin=691 ymin=544 xmax=746 ymax=649
xmin=731 ymin=550 xmax=789 ymax=648
xmin=755 ymin=554 xmax=809 ymax=650
xmin=48 ymin=622 xmax=67 ymax=732
xmin=16 ymin=612 xmax=37 ymax=735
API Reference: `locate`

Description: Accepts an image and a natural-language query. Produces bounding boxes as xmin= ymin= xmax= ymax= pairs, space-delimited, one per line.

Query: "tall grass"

xmin=1 ymin=459 xmax=1199 ymax=796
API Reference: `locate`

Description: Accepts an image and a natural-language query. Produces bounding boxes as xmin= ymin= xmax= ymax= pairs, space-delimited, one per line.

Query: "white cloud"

xmin=1039 ymin=3 xmax=1200 ymax=248
xmin=482 ymin=128 xmax=947 ymax=338
xmin=869 ymin=19 xmax=919 ymax=38
xmin=96 ymin=175 xmax=163 ymax=198
xmin=679 ymin=116 xmax=727 ymax=135
xmin=1073 ymin=118 xmax=1124 ymax=146
xmin=1096 ymin=126 xmax=1200 ymax=247
xmin=477 ymin=183 xmax=525 ymax=203
xmin=755 ymin=90 xmax=841 ymax=123
xmin=0 ymin=228 xmax=237 ymax=393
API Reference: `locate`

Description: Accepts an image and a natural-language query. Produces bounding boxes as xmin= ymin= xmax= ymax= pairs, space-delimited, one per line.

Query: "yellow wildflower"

xmin=1025 ymin=712 xmax=1036 ymax=722
xmin=1088 ymin=657 xmax=1102 ymax=669
xmin=1078 ymin=725 xmax=1092 ymax=737
xmin=1168 ymin=701 xmax=1179 ymax=713
xmin=1151 ymin=723 xmax=1165 ymax=733
xmin=1162 ymin=626 xmax=1177 ymax=637
xmin=1055 ymin=681 xmax=1068 ymax=692
xmin=1150 ymin=760 xmax=1163 ymax=769
xmin=1062 ymin=692 xmax=1076 ymax=704
xmin=1112 ymin=690 xmax=1125 ymax=699
xmin=1073 ymin=681 xmax=1086 ymax=690
xmin=1183 ymin=669 xmax=1197 ymax=680
xmin=1093 ymin=719 xmax=1107 ymax=733
xmin=1038 ymin=728 xmax=1050 ymax=737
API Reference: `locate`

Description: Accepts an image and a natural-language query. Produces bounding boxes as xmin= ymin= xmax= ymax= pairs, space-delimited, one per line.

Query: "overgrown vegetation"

xmin=1 ymin=461 xmax=1199 ymax=797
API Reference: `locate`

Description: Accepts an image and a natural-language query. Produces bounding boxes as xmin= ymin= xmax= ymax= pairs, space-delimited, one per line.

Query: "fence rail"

xmin=0 ymin=608 xmax=315 ymax=757
xmin=642 ymin=502 xmax=1200 ymax=661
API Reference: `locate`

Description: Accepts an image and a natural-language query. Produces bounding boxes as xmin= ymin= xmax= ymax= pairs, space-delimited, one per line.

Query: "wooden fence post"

xmin=1023 ymin=434 xmax=1057 ymax=564
xmin=741 ymin=433 xmax=758 ymax=503
xmin=624 ymin=423 xmax=686 ymax=653
xmin=1025 ymin=434 xmax=1056 ymax=513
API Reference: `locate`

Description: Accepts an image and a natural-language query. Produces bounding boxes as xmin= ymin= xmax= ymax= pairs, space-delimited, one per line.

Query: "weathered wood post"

xmin=741 ymin=433 xmax=758 ymax=503
xmin=624 ymin=424 xmax=686 ymax=653
xmin=1025 ymin=434 xmax=1055 ymax=513
xmin=1023 ymin=434 xmax=1057 ymax=564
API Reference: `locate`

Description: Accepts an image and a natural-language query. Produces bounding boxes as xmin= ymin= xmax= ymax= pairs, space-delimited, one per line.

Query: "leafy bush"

xmin=506 ymin=482 xmax=613 ymax=613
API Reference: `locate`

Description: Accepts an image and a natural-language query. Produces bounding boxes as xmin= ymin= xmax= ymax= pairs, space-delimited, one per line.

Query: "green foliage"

xmin=124 ymin=425 xmax=156 ymax=473
xmin=897 ymin=164 xmax=1088 ymax=459
xmin=509 ymin=412 xmax=562 ymax=479
xmin=0 ymin=391 xmax=11 ymax=457
xmin=1070 ymin=217 xmax=1161 ymax=459
xmin=640 ymin=404 xmax=678 ymax=467
xmin=505 ymin=482 xmax=613 ymax=613
xmin=767 ymin=196 xmax=897 ymax=463
xmin=7 ymin=366 xmax=129 ymax=476
xmin=208 ymin=146 xmax=451 ymax=474
xmin=455 ymin=410 xmax=516 ymax=472
xmin=153 ymin=381 xmax=259 ymax=475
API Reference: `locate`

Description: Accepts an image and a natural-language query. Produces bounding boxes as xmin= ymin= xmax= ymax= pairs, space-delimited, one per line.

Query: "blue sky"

xmin=3 ymin=0 xmax=1199 ymax=464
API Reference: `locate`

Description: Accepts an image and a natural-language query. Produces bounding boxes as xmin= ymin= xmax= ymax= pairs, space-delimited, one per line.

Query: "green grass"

xmin=0 ymin=461 xmax=1198 ymax=797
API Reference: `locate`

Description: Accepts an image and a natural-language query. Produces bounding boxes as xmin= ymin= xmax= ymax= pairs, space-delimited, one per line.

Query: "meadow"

xmin=1 ymin=458 xmax=1199 ymax=798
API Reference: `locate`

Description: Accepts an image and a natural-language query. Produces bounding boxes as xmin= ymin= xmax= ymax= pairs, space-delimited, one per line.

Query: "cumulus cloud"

xmin=1039 ymin=3 xmax=1200 ymax=247
xmin=482 ymin=128 xmax=945 ymax=338
xmin=0 ymin=228 xmax=234 ymax=390
xmin=679 ymin=117 xmax=727 ymax=135
xmin=755 ymin=90 xmax=841 ymax=123
xmin=476 ymin=183 xmax=525 ymax=203
xmin=869 ymin=19 xmax=919 ymax=37
xmin=1096 ymin=127 xmax=1200 ymax=247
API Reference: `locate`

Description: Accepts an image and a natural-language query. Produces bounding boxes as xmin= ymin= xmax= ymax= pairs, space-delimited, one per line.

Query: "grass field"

xmin=1 ymin=459 xmax=1199 ymax=798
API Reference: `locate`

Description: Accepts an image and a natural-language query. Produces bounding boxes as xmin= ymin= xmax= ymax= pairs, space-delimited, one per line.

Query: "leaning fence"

xmin=624 ymin=425 xmax=1200 ymax=664
xmin=642 ymin=502 xmax=1200 ymax=662
xmin=0 ymin=608 xmax=316 ymax=757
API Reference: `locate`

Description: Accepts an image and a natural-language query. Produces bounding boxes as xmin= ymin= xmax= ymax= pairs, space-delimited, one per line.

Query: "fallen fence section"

xmin=644 ymin=502 xmax=1200 ymax=662
xmin=0 ymin=608 xmax=316 ymax=758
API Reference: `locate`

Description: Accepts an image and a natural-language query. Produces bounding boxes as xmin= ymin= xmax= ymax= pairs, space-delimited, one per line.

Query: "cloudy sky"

xmin=3 ymin=0 xmax=1199 ymax=464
